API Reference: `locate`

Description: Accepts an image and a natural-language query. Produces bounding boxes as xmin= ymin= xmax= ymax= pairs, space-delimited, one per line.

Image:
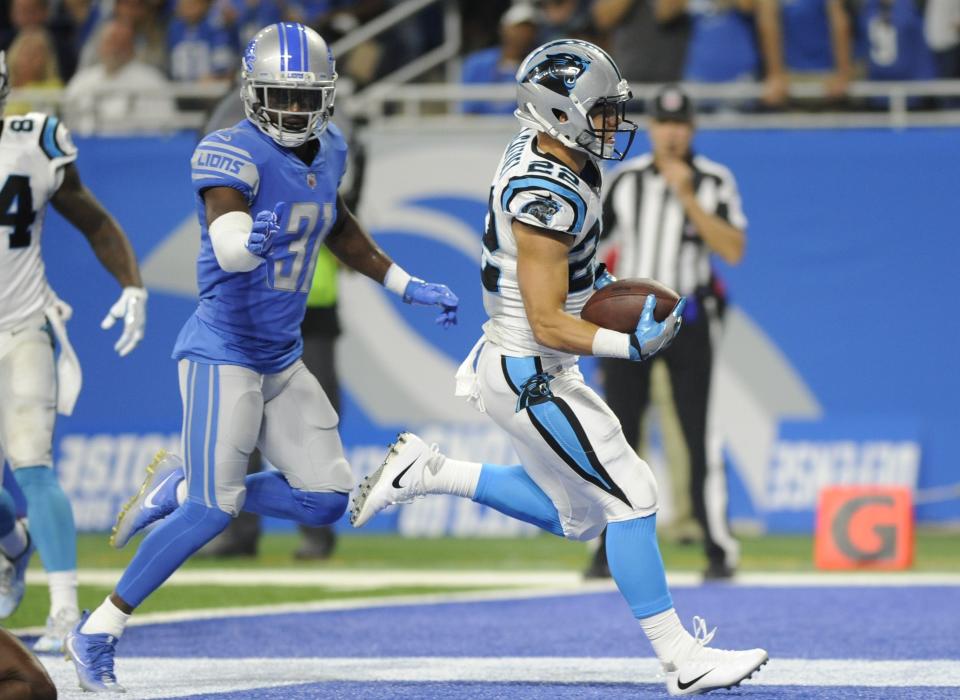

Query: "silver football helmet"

xmin=0 ymin=51 xmax=9 ymax=115
xmin=515 ymin=39 xmax=637 ymax=161
xmin=241 ymin=23 xmax=337 ymax=148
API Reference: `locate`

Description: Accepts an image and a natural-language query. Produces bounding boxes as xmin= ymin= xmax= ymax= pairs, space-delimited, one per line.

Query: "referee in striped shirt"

xmin=594 ymin=85 xmax=745 ymax=580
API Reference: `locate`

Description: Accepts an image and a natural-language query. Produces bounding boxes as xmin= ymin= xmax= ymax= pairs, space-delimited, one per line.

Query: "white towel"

xmin=44 ymin=299 xmax=82 ymax=416
xmin=454 ymin=336 xmax=486 ymax=414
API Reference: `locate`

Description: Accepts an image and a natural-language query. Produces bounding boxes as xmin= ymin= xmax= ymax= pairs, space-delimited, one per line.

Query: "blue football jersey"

xmin=173 ymin=119 xmax=347 ymax=373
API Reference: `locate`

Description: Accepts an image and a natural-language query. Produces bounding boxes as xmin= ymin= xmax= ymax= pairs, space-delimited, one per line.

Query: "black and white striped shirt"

xmin=601 ymin=153 xmax=747 ymax=297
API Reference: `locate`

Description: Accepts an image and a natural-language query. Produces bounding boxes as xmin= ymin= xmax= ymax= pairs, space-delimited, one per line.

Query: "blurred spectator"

xmin=63 ymin=19 xmax=176 ymax=135
xmin=313 ymin=1 xmax=388 ymax=87
xmin=4 ymin=26 xmax=62 ymax=115
xmin=0 ymin=0 xmax=78 ymax=83
xmin=61 ymin=0 xmax=102 ymax=67
xmin=168 ymin=0 xmax=234 ymax=82
xmin=214 ymin=0 xmax=284 ymax=49
xmin=592 ymin=0 xmax=691 ymax=82
xmin=771 ymin=0 xmax=856 ymax=103
xmin=924 ymin=0 xmax=960 ymax=78
xmin=540 ymin=0 xmax=594 ymax=42
xmin=461 ymin=3 xmax=539 ymax=115
xmin=683 ymin=1 xmax=761 ymax=84
xmin=79 ymin=0 xmax=169 ymax=74
xmin=858 ymin=0 xmax=936 ymax=83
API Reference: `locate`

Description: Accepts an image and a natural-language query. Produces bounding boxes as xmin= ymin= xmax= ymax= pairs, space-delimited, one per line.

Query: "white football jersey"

xmin=0 ymin=112 xmax=77 ymax=331
xmin=481 ymin=128 xmax=602 ymax=357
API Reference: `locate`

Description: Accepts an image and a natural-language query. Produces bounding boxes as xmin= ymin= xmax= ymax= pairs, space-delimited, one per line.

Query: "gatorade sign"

xmin=814 ymin=486 xmax=913 ymax=570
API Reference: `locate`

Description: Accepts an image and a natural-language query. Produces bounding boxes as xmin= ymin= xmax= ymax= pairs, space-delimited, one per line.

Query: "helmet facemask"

xmin=242 ymin=79 xmax=335 ymax=148
xmin=577 ymin=96 xmax=637 ymax=161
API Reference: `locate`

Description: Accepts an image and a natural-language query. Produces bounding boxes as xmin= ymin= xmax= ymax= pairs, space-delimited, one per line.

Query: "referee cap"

xmin=651 ymin=84 xmax=694 ymax=123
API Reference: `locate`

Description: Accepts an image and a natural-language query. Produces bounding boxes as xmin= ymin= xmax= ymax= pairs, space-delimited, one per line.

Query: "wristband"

xmin=383 ymin=263 xmax=412 ymax=297
xmin=591 ymin=327 xmax=632 ymax=359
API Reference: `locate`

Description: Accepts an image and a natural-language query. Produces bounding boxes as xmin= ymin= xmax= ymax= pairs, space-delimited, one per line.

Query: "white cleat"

xmin=32 ymin=606 xmax=80 ymax=654
xmin=350 ymin=432 xmax=445 ymax=528
xmin=665 ymin=617 xmax=767 ymax=696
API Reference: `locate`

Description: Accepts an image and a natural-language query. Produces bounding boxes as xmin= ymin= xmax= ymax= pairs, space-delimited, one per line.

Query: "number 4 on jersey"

xmin=0 ymin=175 xmax=35 ymax=248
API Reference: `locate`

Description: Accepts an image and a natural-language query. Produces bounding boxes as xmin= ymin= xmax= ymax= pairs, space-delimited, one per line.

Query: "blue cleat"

xmin=65 ymin=611 xmax=125 ymax=693
xmin=110 ymin=450 xmax=184 ymax=549
xmin=0 ymin=525 xmax=34 ymax=618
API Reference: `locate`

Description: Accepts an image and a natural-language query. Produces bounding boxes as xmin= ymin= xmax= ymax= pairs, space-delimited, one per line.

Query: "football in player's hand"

xmin=581 ymin=278 xmax=681 ymax=332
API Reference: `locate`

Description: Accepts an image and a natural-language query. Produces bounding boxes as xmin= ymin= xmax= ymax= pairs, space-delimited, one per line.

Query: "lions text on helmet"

xmin=515 ymin=39 xmax=637 ymax=161
xmin=241 ymin=23 xmax=336 ymax=148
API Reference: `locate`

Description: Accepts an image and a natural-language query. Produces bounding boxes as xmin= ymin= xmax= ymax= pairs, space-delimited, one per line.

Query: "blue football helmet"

xmin=241 ymin=23 xmax=337 ymax=148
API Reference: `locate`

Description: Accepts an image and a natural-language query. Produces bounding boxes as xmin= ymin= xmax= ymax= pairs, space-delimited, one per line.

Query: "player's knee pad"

xmin=293 ymin=489 xmax=348 ymax=527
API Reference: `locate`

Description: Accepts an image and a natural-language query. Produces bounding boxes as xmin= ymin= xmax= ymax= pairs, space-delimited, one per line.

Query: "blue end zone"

xmin=117 ymin=587 xmax=959 ymax=661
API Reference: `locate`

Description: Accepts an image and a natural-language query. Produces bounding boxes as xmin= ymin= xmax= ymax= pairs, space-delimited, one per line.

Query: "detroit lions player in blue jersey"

xmin=66 ymin=23 xmax=458 ymax=694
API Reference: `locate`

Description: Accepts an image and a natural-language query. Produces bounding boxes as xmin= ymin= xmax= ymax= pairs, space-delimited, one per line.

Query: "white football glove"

xmin=100 ymin=286 xmax=147 ymax=357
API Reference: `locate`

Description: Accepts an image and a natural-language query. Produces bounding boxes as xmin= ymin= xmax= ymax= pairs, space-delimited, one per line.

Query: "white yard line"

xmin=26 ymin=568 xmax=960 ymax=589
xmin=41 ymin=656 xmax=960 ymax=699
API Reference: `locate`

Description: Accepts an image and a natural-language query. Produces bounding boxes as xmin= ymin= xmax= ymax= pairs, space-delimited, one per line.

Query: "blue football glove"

xmin=628 ymin=294 xmax=686 ymax=362
xmin=246 ymin=201 xmax=285 ymax=258
xmin=594 ymin=262 xmax=616 ymax=290
xmin=403 ymin=278 xmax=459 ymax=328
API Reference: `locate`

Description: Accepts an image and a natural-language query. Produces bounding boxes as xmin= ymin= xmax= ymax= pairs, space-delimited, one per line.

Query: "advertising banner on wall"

xmin=11 ymin=123 xmax=957 ymax=534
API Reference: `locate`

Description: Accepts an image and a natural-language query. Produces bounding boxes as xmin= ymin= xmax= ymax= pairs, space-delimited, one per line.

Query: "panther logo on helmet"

xmin=522 ymin=52 xmax=590 ymax=97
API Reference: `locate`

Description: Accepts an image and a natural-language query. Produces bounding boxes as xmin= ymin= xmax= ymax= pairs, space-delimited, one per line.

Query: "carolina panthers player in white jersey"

xmin=66 ymin=23 xmax=458 ymax=693
xmin=352 ymin=40 xmax=767 ymax=696
xmin=0 ymin=51 xmax=147 ymax=650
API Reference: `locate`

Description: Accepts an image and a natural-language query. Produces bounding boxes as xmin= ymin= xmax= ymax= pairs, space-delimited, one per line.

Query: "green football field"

xmin=6 ymin=530 xmax=958 ymax=630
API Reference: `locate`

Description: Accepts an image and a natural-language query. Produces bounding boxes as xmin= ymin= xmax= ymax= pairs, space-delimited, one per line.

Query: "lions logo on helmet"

xmin=522 ymin=53 xmax=590 ymax=96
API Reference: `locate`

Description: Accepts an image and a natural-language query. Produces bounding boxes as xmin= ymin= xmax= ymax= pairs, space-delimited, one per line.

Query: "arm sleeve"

xmin=501 ymin=175 xmax=587 ymax=235
xmin=191 ymin=133 xmax=261 ymax=203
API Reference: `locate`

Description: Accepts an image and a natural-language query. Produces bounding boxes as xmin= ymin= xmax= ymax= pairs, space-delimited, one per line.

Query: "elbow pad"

xmin=208 ymin=211 xmax=261 ymax=273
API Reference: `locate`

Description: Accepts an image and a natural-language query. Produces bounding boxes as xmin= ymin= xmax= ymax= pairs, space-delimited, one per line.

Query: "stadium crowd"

xmin=0 ymin=0 xmax=956 ymax=129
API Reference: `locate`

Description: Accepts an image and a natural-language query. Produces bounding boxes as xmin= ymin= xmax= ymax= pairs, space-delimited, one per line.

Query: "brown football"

xmin=581 ymin=278 xmax=681 ymax=332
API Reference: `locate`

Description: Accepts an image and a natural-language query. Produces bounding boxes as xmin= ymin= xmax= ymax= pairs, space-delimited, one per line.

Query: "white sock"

xmin=176 ymin=479 xmax=187 ymax=505
xmin=81 ymin=596 xmax=131 ymax=638
xmin=48 ymin=570 xmax=79 ymax=616
xmin=0 ymin=520 xmax=28 ymax=559
xmin=423 ymin=457 xmax=482 ymax=499
xmin=639 ymin=608 xmax=696 ymax=667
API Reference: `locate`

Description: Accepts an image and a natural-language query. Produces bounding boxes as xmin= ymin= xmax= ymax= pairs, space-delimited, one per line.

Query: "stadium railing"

xmin=9 ymin=79 xmax=960 ymax=135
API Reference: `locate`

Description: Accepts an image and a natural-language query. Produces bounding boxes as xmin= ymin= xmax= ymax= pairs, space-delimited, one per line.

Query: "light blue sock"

xmin=243 ymin=472 xmax=348 ymax=527
xmin=0 ymin=488 xmax=15 ymax=537
xmin=472 ymin=464 xmax=564 ymax=536
xmin=606 ymin=515 xmax=674 ymax=618
xmin=13 ymin=466 xmax=76 ymax=571
xmin=116 ymin=500 xmax=230 ymax=608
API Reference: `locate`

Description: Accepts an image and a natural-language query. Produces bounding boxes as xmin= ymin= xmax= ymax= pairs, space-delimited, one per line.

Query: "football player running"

xmin=351 ymin=40 xmax=767 ymax=696
xmin=0 ymin=51 xmax=146 ymax=650
xmin=66 ymin=23 xmax=458 ymax=694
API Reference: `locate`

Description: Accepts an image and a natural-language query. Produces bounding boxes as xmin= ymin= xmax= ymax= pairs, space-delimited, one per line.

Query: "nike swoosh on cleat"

xmin=677 ymin=669 xmax=714 ymax=690
xmin=144 ymin=473 xmax=177 ymax=509
xmin=391 ymin=461 xmax=417 ymax=489
xmin=67 ymin=637 xmax=88 ymax=667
